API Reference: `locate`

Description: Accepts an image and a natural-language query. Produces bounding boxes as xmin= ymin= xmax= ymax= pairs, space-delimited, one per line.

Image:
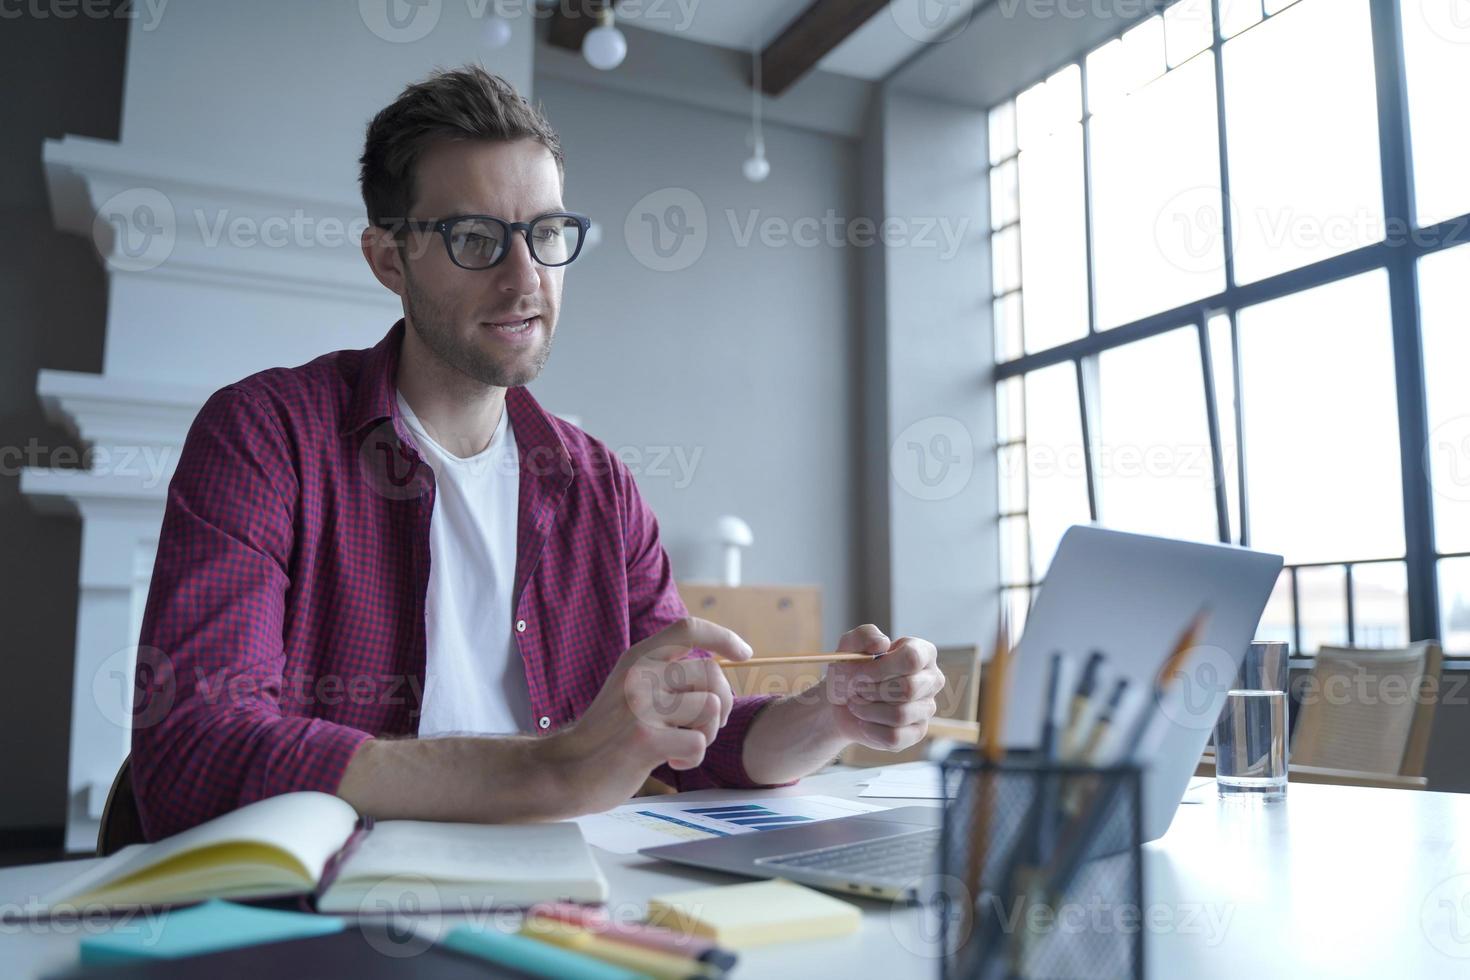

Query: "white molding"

xmin=36 ymin=369 xmax=207 ymax=456
xmin=21 ymin=468 xmax=172 ymax=519
xmin=44 ymin=135 xmax=392 ymax=308
xmin=22 ymin=369 xmax=188 ymax=851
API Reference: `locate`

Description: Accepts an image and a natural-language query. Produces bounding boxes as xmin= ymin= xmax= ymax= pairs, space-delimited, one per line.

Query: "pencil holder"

xmin=936 ymin=748 xmax=1144 ymax=980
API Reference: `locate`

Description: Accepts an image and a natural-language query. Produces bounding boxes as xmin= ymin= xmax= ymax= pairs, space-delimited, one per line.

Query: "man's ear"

xmin=361 ymin=224 xmax=407 ymax=297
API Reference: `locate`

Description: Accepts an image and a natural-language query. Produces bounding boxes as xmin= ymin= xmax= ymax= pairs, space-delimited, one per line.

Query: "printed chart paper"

xmin=575 ymin=795 xmax=888 ymax=854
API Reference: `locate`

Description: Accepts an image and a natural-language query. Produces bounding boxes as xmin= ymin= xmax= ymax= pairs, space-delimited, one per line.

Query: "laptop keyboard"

xmin=756 ymin=829 xmax=940 ymax=884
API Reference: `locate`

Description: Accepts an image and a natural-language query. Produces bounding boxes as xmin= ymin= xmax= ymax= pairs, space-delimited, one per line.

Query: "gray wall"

xmin=1 ymin=14 xmax=127 ymax=834
xmin=528 ymin=74 xmax=862 ymax=646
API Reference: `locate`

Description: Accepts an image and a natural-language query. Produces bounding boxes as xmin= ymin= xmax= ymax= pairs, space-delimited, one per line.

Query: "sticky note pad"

xmin=79 ymin=899 xmax=345 ymax=965
xmin=645 ymin=878 xmax=861 ymax=948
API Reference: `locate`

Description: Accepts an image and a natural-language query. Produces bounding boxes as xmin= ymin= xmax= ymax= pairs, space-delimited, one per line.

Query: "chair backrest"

xmin=1291 ymin=641 xmax=1442 ymax=777
xmin=97 ymin=755 xmax=147 ymax=857
xmin=936 ymin=645 xmax=982 ymax=723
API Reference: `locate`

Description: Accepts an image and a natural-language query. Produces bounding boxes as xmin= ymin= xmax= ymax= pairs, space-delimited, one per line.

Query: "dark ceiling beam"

xmin=546 ymin=0 xmax=611 ymax=52
xmin=759 ymin=0 xmax=891 ymax=96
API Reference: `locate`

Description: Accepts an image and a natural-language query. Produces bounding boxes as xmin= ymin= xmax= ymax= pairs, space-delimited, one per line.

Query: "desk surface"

xmin=6 ymin=765 xmax=1470 ymax=979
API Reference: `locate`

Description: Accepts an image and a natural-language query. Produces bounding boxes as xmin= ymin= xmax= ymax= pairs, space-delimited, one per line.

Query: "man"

xmin=131 ymin=66 xmax=945 ymax=841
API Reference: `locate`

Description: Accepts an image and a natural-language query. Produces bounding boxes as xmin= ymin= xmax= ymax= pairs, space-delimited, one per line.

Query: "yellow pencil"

xmin=962 ymin=610 xmax=1014 ymax=965
xmin=521 ymin=918 xmax=719 ymax=980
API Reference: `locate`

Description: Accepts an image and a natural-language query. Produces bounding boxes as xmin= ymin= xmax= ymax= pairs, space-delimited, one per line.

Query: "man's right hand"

xmin=539 ymin=617 xmax=753 ymax=814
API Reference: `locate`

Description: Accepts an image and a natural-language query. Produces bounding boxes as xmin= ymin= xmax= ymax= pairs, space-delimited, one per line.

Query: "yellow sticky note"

xmin=645 ymin=878 xmax=861 ymax=948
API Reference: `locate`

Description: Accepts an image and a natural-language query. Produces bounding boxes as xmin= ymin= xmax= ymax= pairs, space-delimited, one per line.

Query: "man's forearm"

xmin=336 ymin=733 xmax=582 ymax=822
xmin=741 ymin=693 xmax=851 ymax=786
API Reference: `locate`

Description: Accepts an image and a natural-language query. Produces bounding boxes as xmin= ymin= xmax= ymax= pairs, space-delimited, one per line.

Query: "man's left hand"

xmin=823 ymin=625 xmax=945 ymax=752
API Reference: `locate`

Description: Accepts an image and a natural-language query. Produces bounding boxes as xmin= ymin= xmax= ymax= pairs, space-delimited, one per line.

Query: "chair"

xmin=1195 ymin=752 xmax=1429 ymax=790
xmin=1290 ymin=641 xmax=1442 ymax=780
xmin=97 ymin=756 xmax=146 ymax=857
xmin=1194 ymin=641 xmax=1442 ymax=791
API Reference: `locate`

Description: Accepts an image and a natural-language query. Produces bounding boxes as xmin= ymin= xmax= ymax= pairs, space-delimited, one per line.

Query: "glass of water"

xmin=1214 ymin=641 xmax=1289 ymax=802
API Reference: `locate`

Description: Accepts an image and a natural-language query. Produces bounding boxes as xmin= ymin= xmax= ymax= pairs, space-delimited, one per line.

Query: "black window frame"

xmin=989 ymin=0 xmax=1470 ymax=653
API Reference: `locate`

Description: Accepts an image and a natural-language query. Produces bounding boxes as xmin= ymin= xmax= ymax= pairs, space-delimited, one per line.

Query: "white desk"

xmin=5 ymin=765 xmax=1470 ymax=978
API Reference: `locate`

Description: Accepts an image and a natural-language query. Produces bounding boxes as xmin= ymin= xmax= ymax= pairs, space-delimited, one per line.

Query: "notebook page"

xmin=44 ymin=792 xmax=358 ymax=906
xmin=332 ymin=820 xmax=600 ymax=885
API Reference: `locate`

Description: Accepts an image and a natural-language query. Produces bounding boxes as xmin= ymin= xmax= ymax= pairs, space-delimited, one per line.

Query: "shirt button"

xmin=516 ymin=619 xmax=527 ymax=633
xmin=538 ymin=716 xmax=551 ymax=730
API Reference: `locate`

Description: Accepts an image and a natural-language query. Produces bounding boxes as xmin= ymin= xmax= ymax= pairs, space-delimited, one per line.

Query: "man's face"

xmin=394 ymin=138 xmax=565 ymax=388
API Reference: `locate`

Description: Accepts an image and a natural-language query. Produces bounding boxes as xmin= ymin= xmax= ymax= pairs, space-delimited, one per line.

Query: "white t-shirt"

xmin=396 ymin=390 xmax=533 ymax=736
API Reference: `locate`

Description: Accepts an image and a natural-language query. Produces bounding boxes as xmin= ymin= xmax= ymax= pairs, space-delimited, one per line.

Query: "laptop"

xmin=639 ymin=525 xmax=1283 ymax=901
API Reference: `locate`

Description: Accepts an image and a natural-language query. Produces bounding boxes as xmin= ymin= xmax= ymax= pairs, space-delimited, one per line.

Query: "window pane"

xmin=1263 ymin=0 xmax=1300 ymax=13
xmin=989 ymin=100 xmax=1017 ymax=165
xmin=998 ymin=443 xmax=1027 ymax=514
xmin=1000 ymin=515 xmax=1031 ymax=585
xmin=1256 ymin=568 xmax=1296 ymax=649
xmin=1208 ymin=313 xmax=1243 ymax=543
xmin=994 ymin=293 xmax=1024 ymax=363
xmin=1219 ymin=0 xmax=1263 ymax=38
xmin=997 ymin=376 xmax=1025 ymax=444
xmin=1419 ymin=242 xmax=1470 ymax=554
xmin=1003 ymin=586 xmax=1033 ymax=637
xmin=1090 ymin=54 xmax=1224 ymax=329
xmin=1400 ymin=0 xmax=1470 ymax=226
xmin=1018 ymin=124 xmax=1088 ymax=352
xmin=1017 ymin=65 xmax=1082 ymax=150
xmin=1353 ymin=561 xmax=1409 ymax=648
xmin=1222 ymin=0 xmax=1385 ymax=284
xmin=1086 ymin=17 xmax=1165 ymax=114
xmin=1297 ymin=565 xmax=1349 ymax=654
xmin=1024 ymin=363 xmax=1091 ymax=578
xmin=1440 ymin=557 xmax=1470 ymax=654
xmin=1095 ymin=328 xmax=1220 ymax=541
xmin=990 ymin=158 xmax=1019 ymax=231
xmin=992 ymin=225 xmax=1021 ymax=296
xmin=1164 ymin=0 xmax=1213 ymax=67
xmin=1237 ymin=271 xmax=1404 ymax=564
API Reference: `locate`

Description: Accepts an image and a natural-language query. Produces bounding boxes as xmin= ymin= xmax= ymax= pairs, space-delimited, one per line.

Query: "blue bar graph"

xmin=726 ymin=815 xmax=813 ymax=827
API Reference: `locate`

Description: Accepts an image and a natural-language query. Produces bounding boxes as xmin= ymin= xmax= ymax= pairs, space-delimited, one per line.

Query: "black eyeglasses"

xmin=380 ymin=212 xmax=591 ymax=270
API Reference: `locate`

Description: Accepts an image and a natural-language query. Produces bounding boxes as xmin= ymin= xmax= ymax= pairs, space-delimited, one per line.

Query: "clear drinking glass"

xmin=1214 ymin=641 xmax=1289 ymax=802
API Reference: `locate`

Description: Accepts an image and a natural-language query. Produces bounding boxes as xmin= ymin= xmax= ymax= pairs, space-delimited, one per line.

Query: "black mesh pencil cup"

xmin=936 ymin=747 xmax=1145 ymax=980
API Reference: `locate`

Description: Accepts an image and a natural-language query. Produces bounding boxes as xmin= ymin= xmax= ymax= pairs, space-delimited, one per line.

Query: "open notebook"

xmin=41 ymin=792 xmax=608 ymax=915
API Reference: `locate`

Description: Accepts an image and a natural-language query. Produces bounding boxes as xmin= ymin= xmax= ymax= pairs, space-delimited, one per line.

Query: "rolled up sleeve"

xmin=131 ymin=386 xmax=372 ymax=841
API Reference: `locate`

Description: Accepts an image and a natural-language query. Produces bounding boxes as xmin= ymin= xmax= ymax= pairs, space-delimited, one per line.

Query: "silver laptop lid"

xmin=1001 ymin=525 xmax=1282 ymax=841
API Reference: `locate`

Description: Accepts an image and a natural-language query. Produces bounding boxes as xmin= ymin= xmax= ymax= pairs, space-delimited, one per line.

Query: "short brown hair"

xmin=359 ymin=65 xmax=564 ymax=228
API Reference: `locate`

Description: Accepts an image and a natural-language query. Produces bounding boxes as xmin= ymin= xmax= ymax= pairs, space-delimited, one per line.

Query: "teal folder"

xmin=79 ymin=900 xmax=345 ymax=966
xmin=442 ymin=924 xmax=643 ymax=980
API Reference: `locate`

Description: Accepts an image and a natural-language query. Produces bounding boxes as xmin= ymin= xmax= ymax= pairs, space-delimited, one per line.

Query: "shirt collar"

xmin=340 ymin=318 xmax=572 ymax=480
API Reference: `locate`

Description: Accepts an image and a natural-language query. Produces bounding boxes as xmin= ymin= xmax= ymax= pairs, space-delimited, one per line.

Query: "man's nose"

xmin=496 ymin=233 xmax=541 ymax=295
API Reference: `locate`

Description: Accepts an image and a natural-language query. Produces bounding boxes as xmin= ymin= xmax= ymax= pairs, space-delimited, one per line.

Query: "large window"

xmin=989 ymin=0 xmax=1470 ymax=653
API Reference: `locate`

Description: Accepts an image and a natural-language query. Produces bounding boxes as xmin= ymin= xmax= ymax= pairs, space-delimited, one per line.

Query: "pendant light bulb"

xmin=582 ymin=8 xmax=627 ymax=71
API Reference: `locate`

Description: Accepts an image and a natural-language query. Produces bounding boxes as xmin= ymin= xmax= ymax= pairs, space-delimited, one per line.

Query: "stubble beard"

xmin=402 ymin=262 xmax=554 ymax=389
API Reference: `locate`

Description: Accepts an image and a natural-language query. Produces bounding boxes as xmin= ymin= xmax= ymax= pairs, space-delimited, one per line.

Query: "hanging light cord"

xmin=750 ymin=35 xmax=764 ymax=154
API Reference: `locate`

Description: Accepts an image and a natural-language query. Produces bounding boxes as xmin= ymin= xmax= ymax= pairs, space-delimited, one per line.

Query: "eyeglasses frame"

xmin=377 ymin=211 xmax=592 ymax=269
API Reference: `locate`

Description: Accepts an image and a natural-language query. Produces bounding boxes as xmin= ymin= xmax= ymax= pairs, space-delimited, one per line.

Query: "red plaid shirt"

xmin=131 ymin=320 xmax=780 ymax=841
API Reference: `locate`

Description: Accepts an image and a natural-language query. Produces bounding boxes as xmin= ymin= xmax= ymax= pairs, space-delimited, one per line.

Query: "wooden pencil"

xmin=963 ymin=611 xmax=1013 ymax=970
xmin=713 ymin=652 xmax=878 ymax=668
